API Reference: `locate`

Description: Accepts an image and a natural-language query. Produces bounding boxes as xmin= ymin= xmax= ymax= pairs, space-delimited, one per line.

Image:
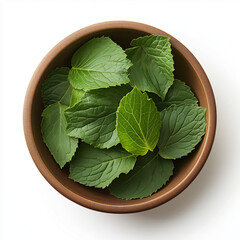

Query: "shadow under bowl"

xmin=23 ymin=21 xmax=216 ymax=213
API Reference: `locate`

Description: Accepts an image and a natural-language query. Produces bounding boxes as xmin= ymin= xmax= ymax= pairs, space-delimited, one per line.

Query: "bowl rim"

xmin=23 ymin=20 xmax=216 ymax=213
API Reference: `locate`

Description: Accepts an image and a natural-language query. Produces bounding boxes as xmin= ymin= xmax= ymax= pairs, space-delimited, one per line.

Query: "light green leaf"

xmin=65 ymin=85 xmax=131 ymax=149
xmin=41 ymin=103 xmax=78 ymax=168
xmin=69 ymin=37 xmax=132 ymax=91
xmin=116 ymin=87 xmax=161 ymax=156
xmin=70 ymin=89 xmax=85 ymax=107
xmin=158 ymin=104 xmax=207 ymax=159
xmin=126 ymin=35 xmax=174 ymax=101
xmin=148 ymin=79 xmax=198 ymax=111
xmin=42 ymin=67 xmax=72 ymax=107
xmin=69 ymin=143 xmax=136 ymax=188
xmin=109 ymin=150 xmax=174 ymax=200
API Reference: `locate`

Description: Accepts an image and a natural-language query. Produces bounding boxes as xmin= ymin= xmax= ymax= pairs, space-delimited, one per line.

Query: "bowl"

xmin=23 ymin=21 xmax=216 ymax=213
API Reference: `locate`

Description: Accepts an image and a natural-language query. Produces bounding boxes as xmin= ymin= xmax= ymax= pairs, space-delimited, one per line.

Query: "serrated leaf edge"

xmin=158 ymin=79 xmax=199 ymax=107
xmin=65 ymin=99 xmax=120 ymax=149
xmin=109 ymin=155 xmax=174 ymax=200
xmin=128 ymin=35 xmax=175 ymax=101
xmin=42 ymin=67 xmax=71 ymax=107
xmin=67 ymin=133 xmax=120 ymax=150
xmin=69 ymin=36 xmax=133 ymax=91
xmin=69 ymin=153 xmax=137 ymax=189
xmin=158 ymin=104 xmax=207 ymax=160
xmin=116 ymin=87 xmax=161 ymax=155
xmin=41 ymin=102 xmax=79 ymax=168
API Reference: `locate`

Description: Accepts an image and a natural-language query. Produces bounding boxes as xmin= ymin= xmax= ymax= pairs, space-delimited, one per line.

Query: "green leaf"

xmin=126 ymin=35 xmax=174 ymax=101
xmin=116 ymin=87 xmax=161 ymax=156
xmin=41 ymin=103 xmax=78 ymax=168
xmin=148 ymin=79 xmax=198 ymax=111
xmin=42 ymin=67 xmax=72 ymax=107
xmin=65 ymin=85 xmax=131 ymax=149
xmin=158 ymin=104 xmax=207 ymax=159
xmin=69 ymin=37 xmax=132 ymax=91
xmin=109 ymin=150 xmax=174 ymax=200
xmin=70 ymin=89 xmax=85 ymax=107
xmin=69 ymin=143 xmax=136 ymax=188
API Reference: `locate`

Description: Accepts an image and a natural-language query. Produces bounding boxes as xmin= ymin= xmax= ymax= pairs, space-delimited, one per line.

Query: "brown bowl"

xmin=23 ymin=21 xmax=216 ymax=213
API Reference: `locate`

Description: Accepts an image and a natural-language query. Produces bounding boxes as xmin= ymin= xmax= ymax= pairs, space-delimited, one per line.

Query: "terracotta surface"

xmin=23 ymin=21 xmax=216 ymax=213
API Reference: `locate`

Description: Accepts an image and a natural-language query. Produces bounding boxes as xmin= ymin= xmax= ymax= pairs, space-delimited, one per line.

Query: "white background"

xmin=0 ymin=0 xmax=240 ymax=239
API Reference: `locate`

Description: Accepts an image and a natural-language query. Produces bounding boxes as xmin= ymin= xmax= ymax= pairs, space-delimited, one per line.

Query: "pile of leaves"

xmin=41 ymin=35 xmax=206 ymax=200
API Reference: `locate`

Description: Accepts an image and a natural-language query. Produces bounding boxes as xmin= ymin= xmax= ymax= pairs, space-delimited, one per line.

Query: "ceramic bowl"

xmin=23 ymin=21 xmax=216 ymax=213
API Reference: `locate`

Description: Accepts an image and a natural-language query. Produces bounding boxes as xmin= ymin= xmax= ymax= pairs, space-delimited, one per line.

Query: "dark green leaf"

xmin=158 ymin=104 xmax=207 ymax=159
xmin=69 ymin=143 xmax=136 ymax=188
xmin=42 ymin=67 xmax=72 ymax=107
xmin=126 ymin=35 xmax=174 ymax=101
xmin=148 ymin=79 xmax=198 ymax=111
xmin=41 ymin=103 xmax=78 ymax=168
xmin=65 ymin=85 xmax=131 ymax=149
xmin=69 ymin=37 xmax=132 ymax=91
xmin=109 ymin=150 xmax=174 ymax=199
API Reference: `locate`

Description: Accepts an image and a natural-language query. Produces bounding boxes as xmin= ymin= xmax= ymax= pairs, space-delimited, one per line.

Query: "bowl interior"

xmin=30 ymin=26 xmax=210 ymax=209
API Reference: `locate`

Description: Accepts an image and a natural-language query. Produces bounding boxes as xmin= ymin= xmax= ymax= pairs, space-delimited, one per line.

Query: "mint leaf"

xmin=149 ymin=79 xmax=198 ymax=111
xmin=42 ymin=67 xmax=72 ymax=107
xmin=65 ymin=85 xmax=131 ymax=149
xmin=126 ymin=35 xmax=174 ymax=101
xmin=70 ymin=89 xmax=85 ymax=107
xmin=41 ymin=67 xmax=78 ymax=168
xmin=116 ymin=87 xmax=161 ymax=156
xmin=109 ymin=149 xmax=174 ymax=200
xmin=41 ymin=103 xmax=78 ymax=168
xmin=69 ymin=37 xmax=132 ymax=91
xmin=69 ymin=143 xmax=136 ymax=188
xmin=158 ymin=104 xmax=207 ymax=159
